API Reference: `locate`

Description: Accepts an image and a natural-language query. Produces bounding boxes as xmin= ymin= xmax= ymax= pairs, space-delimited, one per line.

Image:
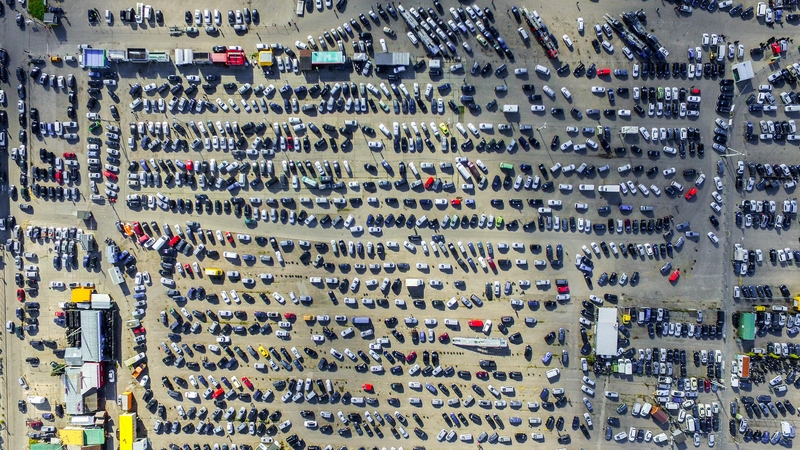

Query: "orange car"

xmin=122 ymin=223 xmax=134 ymax=236
xmin=669 ymin=269 xmax=681 ymax=282
xmin=685 ymin=187 xmax=697 ymax=200
xmin=225 ymin=231 xmax=233 ymax=243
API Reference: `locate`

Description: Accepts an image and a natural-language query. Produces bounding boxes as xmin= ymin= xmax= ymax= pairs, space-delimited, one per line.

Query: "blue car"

xmin=540 ymin=388 xmax=550 ymax=400
xmin=542 ymin=352 xmax=552 ymax=364
xmin=133 ymin=293 xmax=146 ymax=300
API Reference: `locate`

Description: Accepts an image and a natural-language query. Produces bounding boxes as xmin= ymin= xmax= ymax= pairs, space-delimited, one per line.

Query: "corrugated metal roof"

xmin=65 ymin=348 xmax=83 ymax=366
xmin=30 ymin=444 xmax=64 ymax=450
xmin=375 ymin=52 xmax=410 ymax=66
xmin=63 ymin=368 xmax=86 ymax=415
xmin=82 ymin=49 xmax=107 ymax=68
xmin=80 ymin=311 xmax=101 ymax=362
xmin=84 ymin=427 xmax=105 ymax=444
xmin=595 ymin=307 xmax=619 ymax=356
xmin=739 ymin=312 xmax=756 ymax=340
xmin=311 ymin=51 xmax=344 ymax=64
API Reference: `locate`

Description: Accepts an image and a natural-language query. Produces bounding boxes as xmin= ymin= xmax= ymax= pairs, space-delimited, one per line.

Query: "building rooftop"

xmin=595 ymin=307 xmax=619 ymax=356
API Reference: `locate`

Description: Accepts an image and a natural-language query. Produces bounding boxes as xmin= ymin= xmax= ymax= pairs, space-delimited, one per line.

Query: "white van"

xmin=535 ymin=65 xmax=550 ymax=76
xmin=546 ymin=368 xmax=560 ymax=379
xmin=517 ymin=27 xmax=529 ymax=41
xmin=152 ymin=236 xmax=168 ymax=251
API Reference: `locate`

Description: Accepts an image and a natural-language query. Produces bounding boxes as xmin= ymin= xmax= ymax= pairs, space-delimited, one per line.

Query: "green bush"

xmin=28 ymin=0 xmax=46 ymax=22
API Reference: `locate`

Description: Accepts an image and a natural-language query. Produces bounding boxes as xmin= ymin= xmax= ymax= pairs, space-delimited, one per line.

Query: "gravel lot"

xmin=4 ymin=0 xmax=800 ymax=449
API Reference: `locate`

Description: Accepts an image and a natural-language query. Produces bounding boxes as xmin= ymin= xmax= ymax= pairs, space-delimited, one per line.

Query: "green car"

xmin=378 ymin=100 xmax=390 ymax=113
xmin=450 ymin=214 xmax=459 ymax=228
xmin=496 ymin=216 xmax=504 ymax=228
xmin=244 ymin=218 xmax=257 ymax=225
xmin=169 ymin=308 xmax=180 ymax=320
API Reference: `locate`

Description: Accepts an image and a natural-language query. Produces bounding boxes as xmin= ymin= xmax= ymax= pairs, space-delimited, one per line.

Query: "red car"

xmin=132 ymin=222 xmax=144 ymax=236
xmin=685 ymin=187 xmax=697 ymax=200
xmin=438 ymin=333 xmax=449 ymax=343
xmin=54 ymin=171 xmax=63 ymax=184
xmin=362 ymin=383 xmax=373 ymax=391
xmin=212 ymin=388 xmax=225 ymax=399
xmin=691 ymin=87 xmax=701 ymax=96
xmin=103 ymin=170 xmax=118 ymax=182
xmin=704 ymin=379 xmax=711 ymax=392
xmin=284 ymin=312 xmax=297 ymax=320
xmin=241 ymin=376 xmax=254 ymax=389
xmin=62 ymin=152 xmax=76 ymax=159
xmin=476 ymin=371 xmax=489 ymax=379
xmin=669 ymin=269 xmax=681 ymax=282
xmin=468 ymin=319 xmax=484 ymax=328
xmin=450 ymin=198 xmax=461 ymax=206
xmin=597 ymin=68 xmax=611 ymax=76
xmin=131 ymin=326 xmax=146 ymax=335
xmin=405 ymin=351 xmax=417 ymax=363
xmin=487 ymin=257 xmax=496 ymax=269
xmin=557 ymin=286 xmax=569 ymax=294
xmin=424 ymin=177 xmax=435 ymax=189
xmin=185 ymin=160 xmax=194 ymax=171
xmin=184 ymin=263 xmax=192 ymax=274
xmin=55 ymin=311 xmax=65 ymax=318
xmin=27 ymin=420 xmax=42 ymax=428
xmin=17 ymin=288 xmax=25 ymax=302
xmin=225 ymin=231 xmax=233 ymax=243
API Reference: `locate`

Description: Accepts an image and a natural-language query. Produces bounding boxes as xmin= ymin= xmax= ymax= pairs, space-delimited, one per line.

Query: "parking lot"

xmin=6 ymin=0 xmax=800 ymax=449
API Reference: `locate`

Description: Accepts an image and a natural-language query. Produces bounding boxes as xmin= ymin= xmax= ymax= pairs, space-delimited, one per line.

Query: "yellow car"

xmin=438 ymin=123 xmax=450 ymax=136
xmin=258 ymin=345 xmax=270 ymax=358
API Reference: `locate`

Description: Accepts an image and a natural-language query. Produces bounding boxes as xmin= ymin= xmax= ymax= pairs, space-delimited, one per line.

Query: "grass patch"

xmin=28 ymin=0 xmax=46 ymax=22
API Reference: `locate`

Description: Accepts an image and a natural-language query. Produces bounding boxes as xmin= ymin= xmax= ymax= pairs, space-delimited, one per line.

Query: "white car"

xmin=663 ymin=167 xmax=676 ymax=176
xmin=602 ymin=40 xmax=614 ymax=52
xmin=560 ymin=87 xmax=571 ymax=99
xmin=707 ymin=232 xmax=719 ymax=243
xmin=622 ymin=47 xmax=633 ymax=60
xmin=562 ymin=34 xmax=573 ymax=48
xmin=591 ymin=86 xmax=606 ymax=93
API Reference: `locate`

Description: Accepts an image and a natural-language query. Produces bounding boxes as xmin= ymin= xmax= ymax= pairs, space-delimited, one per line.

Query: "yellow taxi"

xmin=438 ymin=123 xmax=450 ymax=136
xmin=258 ymin=345 xmax=270 ymax=358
